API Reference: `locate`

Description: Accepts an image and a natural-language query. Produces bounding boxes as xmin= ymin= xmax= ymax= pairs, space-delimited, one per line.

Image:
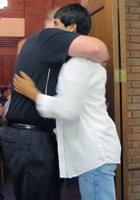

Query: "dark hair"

xmin=54 ymin=4 xmax=91 ymax=35
xmin=1 ymin=87 xmax=9 ymax=95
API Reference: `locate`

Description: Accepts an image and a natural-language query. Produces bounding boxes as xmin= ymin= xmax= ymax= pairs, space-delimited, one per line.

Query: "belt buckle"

xmin=26 ymin=124 xmax=32 ymax=129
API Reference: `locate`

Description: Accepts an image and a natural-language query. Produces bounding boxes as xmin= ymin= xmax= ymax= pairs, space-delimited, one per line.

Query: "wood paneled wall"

xmin=0 ymin=0 xmax=80 ymax=85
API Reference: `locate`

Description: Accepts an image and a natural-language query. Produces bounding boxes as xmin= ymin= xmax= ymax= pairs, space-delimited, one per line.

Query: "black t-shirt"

xmin=6 ymin=28 xmax=80 ymax=129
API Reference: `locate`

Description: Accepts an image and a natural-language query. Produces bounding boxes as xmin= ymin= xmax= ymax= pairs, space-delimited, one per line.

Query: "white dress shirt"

xmin=36 ymin=58 xmax=121 ymax=178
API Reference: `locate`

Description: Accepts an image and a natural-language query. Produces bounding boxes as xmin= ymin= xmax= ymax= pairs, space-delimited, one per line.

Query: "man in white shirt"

xmin=13 ymin=57 xmax=121 ymax=200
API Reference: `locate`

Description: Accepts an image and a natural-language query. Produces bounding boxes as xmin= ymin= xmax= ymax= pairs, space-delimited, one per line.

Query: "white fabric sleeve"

xmin=4 ymin=100 xmax=10 ymax=115
xmin=36 ymin=58 xmax=88 ymax=120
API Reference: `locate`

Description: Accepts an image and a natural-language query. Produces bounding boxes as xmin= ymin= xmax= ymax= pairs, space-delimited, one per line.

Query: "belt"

xmin=6 ymin=122 xmax=51 ymax=132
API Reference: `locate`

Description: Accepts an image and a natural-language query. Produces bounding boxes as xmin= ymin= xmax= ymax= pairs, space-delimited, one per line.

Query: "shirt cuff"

xmin=36 ymin=93 xmax=44 ymax=105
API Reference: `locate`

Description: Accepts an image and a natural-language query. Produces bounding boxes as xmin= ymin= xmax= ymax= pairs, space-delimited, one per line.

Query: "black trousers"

xmin=1 ymin=125 xmax=61 ymax=200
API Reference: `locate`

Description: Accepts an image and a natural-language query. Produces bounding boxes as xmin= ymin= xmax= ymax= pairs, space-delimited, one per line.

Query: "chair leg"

xmin=0 ymin=157 xmax=4 ymax=187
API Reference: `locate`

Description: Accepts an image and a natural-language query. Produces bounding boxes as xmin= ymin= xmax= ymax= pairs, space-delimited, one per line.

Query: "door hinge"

xmin=114 ymin=70 xmax=126 ymax=82
xmin=86 ymin=0 xmax=91 ymax=4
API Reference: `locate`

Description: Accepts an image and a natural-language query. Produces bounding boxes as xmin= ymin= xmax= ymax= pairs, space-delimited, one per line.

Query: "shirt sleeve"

xmin=39 ymin=28 xmax=80 ymax=66
xmin=4 ymin=100 xmax=10 ymax=115
xmin=36 ymin=58 xmax=88 ymax=120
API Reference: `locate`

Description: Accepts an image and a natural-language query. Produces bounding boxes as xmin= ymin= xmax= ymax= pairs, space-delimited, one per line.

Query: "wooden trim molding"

xmin=81 ymin=0 xmax=104 ymax=14
xmin=0 ymin=18 xmax=25 ymax=37
xmin=0 ymin=37 xmax=24 ymax=48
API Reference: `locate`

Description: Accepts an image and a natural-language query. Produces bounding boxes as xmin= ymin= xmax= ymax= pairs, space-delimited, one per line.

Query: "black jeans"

xmin=1 ymin=125 xmax=60 ymax=200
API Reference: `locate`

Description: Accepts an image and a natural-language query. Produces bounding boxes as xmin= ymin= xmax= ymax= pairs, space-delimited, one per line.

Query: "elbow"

xmin=101 ymin=44 xmax=109 ymax=61
xmin=99 ymin=44 xmax=110 ymax=62
xmin=92 ymin=42 xmax=109 ymax=63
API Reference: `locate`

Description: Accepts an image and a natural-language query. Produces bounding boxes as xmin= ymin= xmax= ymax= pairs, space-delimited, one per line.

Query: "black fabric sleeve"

xmin=38 ymin=28 xmax=80 ymax=67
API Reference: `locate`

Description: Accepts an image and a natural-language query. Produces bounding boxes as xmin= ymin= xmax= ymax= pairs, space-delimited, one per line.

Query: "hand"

xmin=14 ymin=71 xmax=36 ymax=94
xmin=13 ymin=71 xmax=41 ymax=101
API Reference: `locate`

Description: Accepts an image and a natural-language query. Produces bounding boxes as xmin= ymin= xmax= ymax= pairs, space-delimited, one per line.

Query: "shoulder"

xmin=40 ymin=28 xmax=79 ymax=37
xmin=39 ymin=28 xmax=80 ymax=43
xmin=61 ymin=58 xmax=89 ymax=82
xmin=26 ymin=31 xmax=41 ymax=41
xmin=63 ymin=58 xmax=106 ymax=78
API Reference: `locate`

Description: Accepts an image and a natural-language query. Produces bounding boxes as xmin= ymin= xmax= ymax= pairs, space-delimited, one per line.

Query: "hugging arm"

xmin=14 ymin=58 xmax=86 ymax=120
xmin=68 ymin=35 xmax=109 ymax=64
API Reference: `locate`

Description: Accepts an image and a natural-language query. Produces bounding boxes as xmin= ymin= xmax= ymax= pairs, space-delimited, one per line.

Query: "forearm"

xmin=26 ymin=87 xmax=42 ymax=102
xmin=36 ymin=93 xmax=80 ymax=120
xmin=68 ymin=35 xmax=109 ymax=64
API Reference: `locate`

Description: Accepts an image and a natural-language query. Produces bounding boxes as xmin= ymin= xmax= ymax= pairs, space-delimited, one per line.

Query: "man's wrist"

xmin=30 ymin=88 xmax=41 ymax=102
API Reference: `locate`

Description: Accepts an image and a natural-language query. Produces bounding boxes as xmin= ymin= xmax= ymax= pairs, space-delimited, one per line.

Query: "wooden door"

xmin=82 ymin=0 xmax=120 ymax=124
xmin=117 ymin=0 xmax=128 ymax=199
xmin=81 ymin=0 xmax=128 ymax=200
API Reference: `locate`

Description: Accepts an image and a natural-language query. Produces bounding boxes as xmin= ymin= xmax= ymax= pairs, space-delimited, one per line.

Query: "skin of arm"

xmin=17 ymin=27 xmax=109 ymax=67
xmin=52 ymin=17 xmax=109 ymax=63
xmin=68 ymin=35 xmax=109 ymax=64
xmin=17 ymin=33 xmax=109 ymax=67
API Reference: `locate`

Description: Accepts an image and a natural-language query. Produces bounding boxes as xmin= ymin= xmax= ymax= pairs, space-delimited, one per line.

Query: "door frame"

xmin=81 ymin=0 xmax=128 ymax=199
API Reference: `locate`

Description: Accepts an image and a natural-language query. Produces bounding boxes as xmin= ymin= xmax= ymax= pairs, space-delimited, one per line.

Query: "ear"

xmin=66 ymin=24 xmax=77 ymax=33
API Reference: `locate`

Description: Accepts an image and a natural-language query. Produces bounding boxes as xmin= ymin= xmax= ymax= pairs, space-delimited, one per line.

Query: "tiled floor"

xmin=0 ymin=163 xmax=81 ymax=200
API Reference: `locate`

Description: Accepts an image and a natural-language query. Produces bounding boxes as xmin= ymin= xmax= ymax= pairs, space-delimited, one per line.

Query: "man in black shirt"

xmin=1 ymin=4 xmax=109 ymax=200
